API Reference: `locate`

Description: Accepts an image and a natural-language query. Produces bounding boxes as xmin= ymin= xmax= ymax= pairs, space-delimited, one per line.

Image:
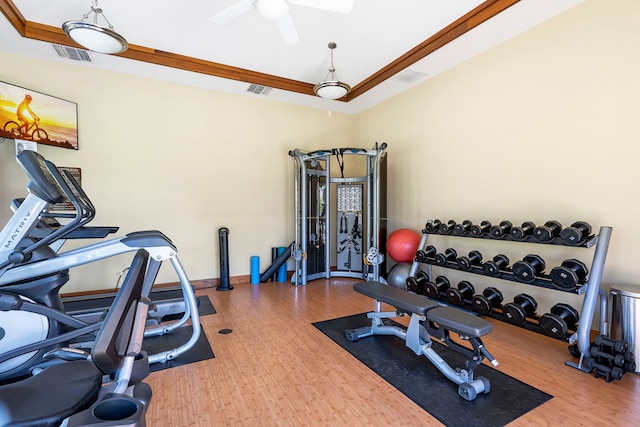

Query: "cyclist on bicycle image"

xmin=17 ymin=94 xmax=40 ymax=135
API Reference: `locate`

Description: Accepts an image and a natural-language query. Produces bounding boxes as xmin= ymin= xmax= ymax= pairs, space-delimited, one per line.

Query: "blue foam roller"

xmin=277 ymin=246 xmax=287 ymax=282
xmin=250 ymin=256 xmax=260 ymax=285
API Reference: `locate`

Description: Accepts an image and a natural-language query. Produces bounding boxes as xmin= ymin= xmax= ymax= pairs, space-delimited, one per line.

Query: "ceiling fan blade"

xmin=289 ymin=0 xmax=354 ymax=14
xmin=210 ymin=0 xmax=256 ymax=24
xmin=276 ymin=14 xmax=300 ymax=45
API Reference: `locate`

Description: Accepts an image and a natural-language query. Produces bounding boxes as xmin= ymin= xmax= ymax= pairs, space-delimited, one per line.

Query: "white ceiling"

xmin=0 ymin=0 xmax=584 ymax=114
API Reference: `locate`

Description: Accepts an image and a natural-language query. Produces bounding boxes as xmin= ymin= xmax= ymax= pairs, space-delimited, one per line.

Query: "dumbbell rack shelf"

xmin=424 ymin=231 xmax=599 ymax=248
xmin=415 ymin=257 xmax=585 ymax=293
xmin=409 ymin=221 xmax=613 ymax=373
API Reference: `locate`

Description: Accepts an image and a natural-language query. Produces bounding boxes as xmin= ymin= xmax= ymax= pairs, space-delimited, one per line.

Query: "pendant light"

xmin=314 ymin=42 xmax=351 ymax=100
xmin=62 ymin=0 xmax=128 ymax=54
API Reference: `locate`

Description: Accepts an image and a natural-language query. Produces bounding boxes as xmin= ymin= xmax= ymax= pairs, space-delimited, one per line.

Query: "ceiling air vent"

xmin=392 ymin=69 xmax=427 ymax=85
xmin=246 ymin=84 xmax=272 ymax=96
xmin=52 ymin=44 xmax=93 ymax=62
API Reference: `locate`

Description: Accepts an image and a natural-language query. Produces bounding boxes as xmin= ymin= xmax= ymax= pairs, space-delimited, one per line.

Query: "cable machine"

xmin=289 ymin=143 xmax=387 ymax=285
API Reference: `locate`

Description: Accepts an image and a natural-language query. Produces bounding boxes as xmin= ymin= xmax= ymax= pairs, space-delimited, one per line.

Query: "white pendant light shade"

xmin=62 ymin=1 xmax=128 ymax=54
xmin=314 ymin=42 xmax=351 ymax=100
xmin=314 ymin=79 xmax=350 ymax=100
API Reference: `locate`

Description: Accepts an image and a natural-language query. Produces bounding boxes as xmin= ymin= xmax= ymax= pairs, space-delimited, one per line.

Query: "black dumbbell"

xmin=489 ymin=221 xmax=512 ymax=239
xmin=533 ymin=220 xmax=562 ymax=242
xmin=415 ymin=245 xmax=437 ymax=263
xmin=446 ymin=280 xmax=475 ymax=306
xmin=471 ymin=287 xmax=503 ymax=315
xmin=482 ymin=254 xmax=510 ymax=276
xmin=438 ymin=220 xmax=456 ymax=234
xmin=454 ymin=220 xmax=472 ymax=236
xmin=424 ymin=276 xmax=450 ymax=299
xmin=435 ymin=248 xmax=457 ymax=266
xmin=510 ymin=221 xmax=536 ymax=241
xmin=590 ymin=346 xmax=627 ymax=367
xmin=592 ymin=347 xmax=635 ymax=374
xmin=594 ymin=335 xmax=629 ymax=353
xmin=512 ymin=254 xmax=546 ymax=283
xmin=502 ymin=294 xmax=538 ymax=326
xmin=550 ymin=259 xmax=589 ymax=290
xmin=470 ymin=221 xmax=491 ymax=237
xmin=456 ymin=250 xmax=483 ymax=270
xmin=539 ymin=303 xmax=580 ymax=339
xmin=406 ymin=271 xmax=429 ymax=294
xmin=583 ymin=357 xmax=625 ymax=381
xmin=560 ymin=221 xmax=592 ymax=245
xmin=425 ymin=220 xmax=441 ymax=233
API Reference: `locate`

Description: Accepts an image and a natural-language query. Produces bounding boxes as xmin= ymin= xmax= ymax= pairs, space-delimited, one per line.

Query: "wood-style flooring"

xmin=145 ymin=279 xmax=640 ymax=426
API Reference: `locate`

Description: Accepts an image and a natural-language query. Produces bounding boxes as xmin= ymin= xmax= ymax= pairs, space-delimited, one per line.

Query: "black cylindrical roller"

xmin=512 ymin=254 xmax=546 ymax=283
xmin=560 ymin=221 xmax=592 ymax=245
xmin=539 ymin=303 xmax=579 ymax=339
xmin=406 ymin=271 xmax=429 ymax=294
xmin=502 ymin=293 xmax=537 ymax=326
xmin=435 ymin=248 xmax=457 ymax=266
xmin=457 ymin=250 xmax=483 ymax=270
xmin=489 ymin=221 xmax=512 ymax=239
xmin=550 ymin=259 xmax=589 ymax=290
xmin=425 ymin=220 xmax=442 ymax=233
xmin=438 ymin=220 xmax=456 ymax=234
xmin=415 ymin=245 xmax=437 ymax=263
xmin=424 ymin=276 xmax=450 ymax=299
xmin=454 ymin=220 xmax=472 ymax=236
xmin=471 ymin=287 xmax=503 ymax=315
xmin=446 ymin=280 xmax=475 ymax=306
xmin=470 ymin=221 xmax=491 ymax=237
xmin=510 ymin=221 xmax=536 ymax=241
xmin=533 ymin=220 xmax=562 ymax=242
xmin=482 ymin=254 xmax=510 ymax=276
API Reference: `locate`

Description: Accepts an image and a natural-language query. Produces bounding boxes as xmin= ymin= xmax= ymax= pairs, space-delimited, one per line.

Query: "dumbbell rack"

xmin=408 ymin=221 xmax=613 ymax=373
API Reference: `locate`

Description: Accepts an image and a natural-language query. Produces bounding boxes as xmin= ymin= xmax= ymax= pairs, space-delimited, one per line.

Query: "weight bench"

xmin=346 ymin=281 xmax=498 ymax=401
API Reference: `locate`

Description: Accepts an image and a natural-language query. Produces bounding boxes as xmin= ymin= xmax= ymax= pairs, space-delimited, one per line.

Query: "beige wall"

xmin=1 ymin=0 xmax=637 ymax=314
xmin=0 ymin=55 xmax=354 ymax=292
xmin=356 ymin=0 xmax=640 ymax=312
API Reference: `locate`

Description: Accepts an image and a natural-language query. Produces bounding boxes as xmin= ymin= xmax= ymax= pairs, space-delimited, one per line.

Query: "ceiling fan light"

xmin=256 ymin=0 xmax=290 ymax=21
xmin=62 ymin=21 xmax=128 ymax=54
xmin=61 ymin=1 xmax=128 ymax=54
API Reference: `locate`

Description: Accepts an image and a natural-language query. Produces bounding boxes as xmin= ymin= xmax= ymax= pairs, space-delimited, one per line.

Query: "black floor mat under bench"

xmin=312 ymin=313 xmax=552 ymax=427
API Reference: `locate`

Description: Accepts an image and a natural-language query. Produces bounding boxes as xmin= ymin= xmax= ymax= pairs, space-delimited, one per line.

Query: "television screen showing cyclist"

xmin=0 ymin=80 xmax=78 ymax=150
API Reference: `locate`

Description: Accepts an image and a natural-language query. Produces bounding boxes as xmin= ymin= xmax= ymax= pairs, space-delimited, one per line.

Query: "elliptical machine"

xmin=0 ymin=150 xmax=201 ymax=381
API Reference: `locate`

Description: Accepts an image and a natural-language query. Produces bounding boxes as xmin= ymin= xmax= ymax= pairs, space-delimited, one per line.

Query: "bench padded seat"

xmin=354 ymin=281 xmax=493 ymax=337
xmin=428 ymin=306 xmax=493 ymax=337
xmin=354 ymin=281 xmax=439 ymax=315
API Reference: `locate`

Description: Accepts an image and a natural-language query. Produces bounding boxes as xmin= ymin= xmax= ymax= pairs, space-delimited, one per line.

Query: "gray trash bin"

xmin=610 ymin=286 xmax=640 ymax=373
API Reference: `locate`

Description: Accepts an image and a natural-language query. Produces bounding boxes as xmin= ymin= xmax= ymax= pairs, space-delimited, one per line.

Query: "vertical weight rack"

xmin=289 ymin=144 xmax=387 ymax=285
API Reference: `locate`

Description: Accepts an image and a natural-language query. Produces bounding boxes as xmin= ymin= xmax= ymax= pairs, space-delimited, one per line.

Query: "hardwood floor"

xmin=145 ymin=279 xmax=640 ymax=426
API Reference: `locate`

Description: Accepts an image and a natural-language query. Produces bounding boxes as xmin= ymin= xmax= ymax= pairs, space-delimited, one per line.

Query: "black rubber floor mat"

xmin=144 ymin=325 xmax=215 ymax=373
xmin=313 ymin=313 xmax=552 ymax=427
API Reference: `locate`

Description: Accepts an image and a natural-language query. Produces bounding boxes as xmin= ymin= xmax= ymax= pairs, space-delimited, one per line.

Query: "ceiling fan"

xmin=210 ymin=0 xmax=354 ymax=45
